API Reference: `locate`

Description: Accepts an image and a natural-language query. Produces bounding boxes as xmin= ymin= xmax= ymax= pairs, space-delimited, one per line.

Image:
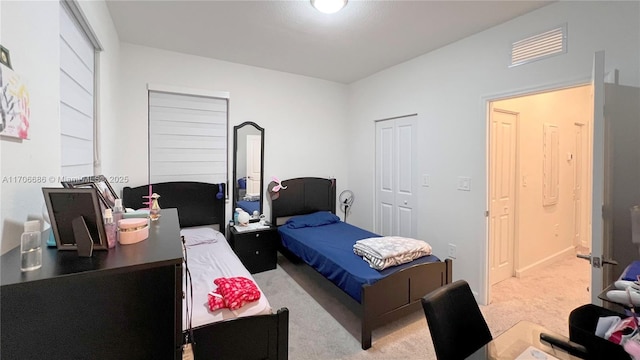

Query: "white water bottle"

xmin=234 ymin=208 xmax=242 ymax=225
xmin=20 ymin=220 xmax=42 ymax=272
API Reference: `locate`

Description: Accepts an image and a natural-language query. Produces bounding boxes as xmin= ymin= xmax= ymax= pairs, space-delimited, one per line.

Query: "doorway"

xmin=487 ymin=84 xmax=593 ymax=303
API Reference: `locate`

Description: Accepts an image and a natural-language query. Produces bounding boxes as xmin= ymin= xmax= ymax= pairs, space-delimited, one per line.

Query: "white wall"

xmin=115 ymin=44 xmax=349 ymax=221
xmin=0 ymin=1 xmax=120 ymax=254
xmin=347 ymin=1 xmax=640 ymax=300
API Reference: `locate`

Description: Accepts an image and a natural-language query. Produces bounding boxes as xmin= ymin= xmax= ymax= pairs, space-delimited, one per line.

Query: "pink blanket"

xmin=208 ymin=277 xmax=261 ymax=311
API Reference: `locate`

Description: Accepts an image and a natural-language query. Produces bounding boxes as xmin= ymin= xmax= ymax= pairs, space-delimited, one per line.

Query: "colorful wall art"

xmin=1 ymin=64 xmax=30 ymax=139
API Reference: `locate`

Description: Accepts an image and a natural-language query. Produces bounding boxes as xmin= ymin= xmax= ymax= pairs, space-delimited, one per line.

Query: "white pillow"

xmin=180 ymin=226 xmax=221 ymax=247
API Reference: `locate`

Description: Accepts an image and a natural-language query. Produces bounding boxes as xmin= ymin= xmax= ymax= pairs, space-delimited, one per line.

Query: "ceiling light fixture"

xmin=311 ymin=0 xmax=347 ymax=14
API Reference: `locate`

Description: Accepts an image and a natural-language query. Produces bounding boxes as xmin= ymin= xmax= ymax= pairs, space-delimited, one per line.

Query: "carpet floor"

xmin=252 ymin=252 xmax=591 ymax=360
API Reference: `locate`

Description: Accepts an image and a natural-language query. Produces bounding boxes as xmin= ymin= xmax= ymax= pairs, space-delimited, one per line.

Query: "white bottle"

xmin=234 ymin=208 xmax=242 ymax=225
xmin=113 ymin=198 xmax=125 ymax=223
xmin=112 ymin=199 xmax=125 ymax=243
xmin=20 ymin=220 xmax=42 ymax=272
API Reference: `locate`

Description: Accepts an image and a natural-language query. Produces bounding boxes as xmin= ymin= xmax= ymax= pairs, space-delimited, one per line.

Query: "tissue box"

xmin=123 ymin=209 xmax=150 ymax=219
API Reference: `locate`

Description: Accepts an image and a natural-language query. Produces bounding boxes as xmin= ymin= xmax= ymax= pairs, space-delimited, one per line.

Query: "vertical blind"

xmin=59 ymin=3 xmax=95 ymax=179
xmin=148 ymin=91 xmax=228 ymax=183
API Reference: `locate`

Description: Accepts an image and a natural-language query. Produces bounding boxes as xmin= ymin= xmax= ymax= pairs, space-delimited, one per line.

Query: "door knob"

xmin=404 ymin=201 xmax=408 ymax=205
xmin=576 ymin=253 xmax=591 ymax=263
xmin=577 ymin=253 xmax=619 ymax=268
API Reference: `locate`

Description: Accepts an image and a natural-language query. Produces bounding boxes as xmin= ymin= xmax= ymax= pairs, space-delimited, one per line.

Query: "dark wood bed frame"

xmin=269 ymin=177 xmax=452 ymax=350
xmin=123 ymin=181 xmax=289 ymax=360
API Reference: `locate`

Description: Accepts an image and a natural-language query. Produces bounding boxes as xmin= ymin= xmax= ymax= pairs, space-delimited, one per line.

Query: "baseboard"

xmin=515 ymin=246 xmax=576 ymax=278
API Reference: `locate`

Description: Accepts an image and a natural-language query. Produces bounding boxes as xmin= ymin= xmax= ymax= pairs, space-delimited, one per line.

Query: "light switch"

xmin=457 ymin=176 xmax=471 ymax=191
xmin=422 ymin=174 xmax=430 ymax=187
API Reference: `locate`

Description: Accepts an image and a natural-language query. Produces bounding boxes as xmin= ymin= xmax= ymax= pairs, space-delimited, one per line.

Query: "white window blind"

xmin=59 ymin=2 xmax=96 ymax=179
xmin=148 ymin=91 xmax=228 ymax=183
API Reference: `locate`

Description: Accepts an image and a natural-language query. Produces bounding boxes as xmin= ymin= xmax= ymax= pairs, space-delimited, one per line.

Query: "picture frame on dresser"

xmin=62 ymin=175 xmax=119 ymax=210
xmin=42 ymin=187 xmax=108 ymax=251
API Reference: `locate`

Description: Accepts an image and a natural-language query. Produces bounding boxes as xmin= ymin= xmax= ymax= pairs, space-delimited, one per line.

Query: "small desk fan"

xmin=339 ymin=190 xmax=354 ymax=223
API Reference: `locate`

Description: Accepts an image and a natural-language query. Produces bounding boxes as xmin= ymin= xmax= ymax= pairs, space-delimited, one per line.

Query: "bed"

xmin=270 ymin=177 xmax=452 ymax=350
xmin=122 ymin=181 xmax=288 ymax=360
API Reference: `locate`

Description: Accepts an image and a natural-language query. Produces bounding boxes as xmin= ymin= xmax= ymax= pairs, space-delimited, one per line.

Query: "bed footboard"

xmin=360 ymin=259 xmax=452 ymax=350
xmin=186 ymin=307 xmax=289 ymax=359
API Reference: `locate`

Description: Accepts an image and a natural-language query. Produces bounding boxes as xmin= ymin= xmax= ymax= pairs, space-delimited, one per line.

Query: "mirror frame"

xmin=232 ymin=121 xmax=265 ymax=215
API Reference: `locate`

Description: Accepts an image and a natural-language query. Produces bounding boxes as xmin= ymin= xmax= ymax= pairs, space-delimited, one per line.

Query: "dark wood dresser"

xmin=1 ymin=208 xmax=183 ymax=360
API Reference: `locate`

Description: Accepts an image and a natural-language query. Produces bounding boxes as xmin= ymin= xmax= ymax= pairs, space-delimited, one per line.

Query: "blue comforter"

xmin=237 ymin=200 xmax=260 ymax=214
xmin=278 ymin=221 xmax=439 ymax=302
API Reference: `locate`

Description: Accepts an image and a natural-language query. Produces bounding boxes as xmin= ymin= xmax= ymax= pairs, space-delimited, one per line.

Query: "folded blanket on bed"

xmin=243 ymin=194 xmax=260 ymax=201
xmin=353 ymin=236 xmax=432 ymax=270
xmin=208 ymin=277 xmax=261 ymax=311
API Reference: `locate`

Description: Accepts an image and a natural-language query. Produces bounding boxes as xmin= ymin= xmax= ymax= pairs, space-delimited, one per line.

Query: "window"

xmin=59 ymin=1 xmax=101 ymax=179
xmin=148 ymin=88 xmax=229 ymax=184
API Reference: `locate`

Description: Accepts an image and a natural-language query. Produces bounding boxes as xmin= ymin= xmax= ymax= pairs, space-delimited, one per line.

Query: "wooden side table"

xmin=228 ymin=225 xmax=278 ymax=273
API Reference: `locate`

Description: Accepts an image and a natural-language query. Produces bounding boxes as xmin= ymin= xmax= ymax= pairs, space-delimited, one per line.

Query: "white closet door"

xmin=376 ymin=121 xmax=395 ymax=235
xmin=375 ymin=116 xmax=417 ymax=237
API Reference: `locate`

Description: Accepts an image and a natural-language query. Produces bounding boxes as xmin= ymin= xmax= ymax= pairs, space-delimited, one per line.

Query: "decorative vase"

xmin=149 ymin=193 xmax=161 ymax=221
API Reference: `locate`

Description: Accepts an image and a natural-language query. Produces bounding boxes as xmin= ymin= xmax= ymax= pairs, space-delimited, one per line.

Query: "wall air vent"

xmin=510 ymin=24 xmax=567 ymax=67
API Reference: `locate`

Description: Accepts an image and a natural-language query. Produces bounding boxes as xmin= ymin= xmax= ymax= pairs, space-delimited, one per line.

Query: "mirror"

xmin=233 ymin=121 xmax=264 ymax=216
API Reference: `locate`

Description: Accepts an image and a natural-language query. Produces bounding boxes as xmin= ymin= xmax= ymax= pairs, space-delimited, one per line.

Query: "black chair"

xmin=421 ymin=280 xmax=493 ymax=360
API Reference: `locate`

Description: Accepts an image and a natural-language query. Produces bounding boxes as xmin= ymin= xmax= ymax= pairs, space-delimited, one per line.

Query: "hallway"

xmin=483 ymin=254 xmax=591 ymax=337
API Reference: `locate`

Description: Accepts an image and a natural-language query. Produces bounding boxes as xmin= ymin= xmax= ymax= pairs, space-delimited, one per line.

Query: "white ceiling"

xmin=105 ymin=0 xmax=554 ymax=84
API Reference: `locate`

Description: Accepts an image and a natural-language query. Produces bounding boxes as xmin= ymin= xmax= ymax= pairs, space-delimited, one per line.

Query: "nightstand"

xmin=228 ymin=225 xmax=278 ymax=273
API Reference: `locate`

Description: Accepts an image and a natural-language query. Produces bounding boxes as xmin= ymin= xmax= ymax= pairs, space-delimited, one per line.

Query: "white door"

xmin=246 ymin=134 xmax=262 ymax=196
xmin=375 ymin=116 xmax=418 ymax=237
xmin=489 ymin=107 xmax=517 ymax=285
xmin=587 ymin=51 xmax=606 ymax=305
xmin=573 ymin=123 xmax=586 ymax=247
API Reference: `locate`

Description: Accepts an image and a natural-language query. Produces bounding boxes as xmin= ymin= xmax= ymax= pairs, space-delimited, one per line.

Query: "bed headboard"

xmin=269 ymin=177 xmax=336 ymax=225
xmin=122 ymin=182 xmax=226 ymax=228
